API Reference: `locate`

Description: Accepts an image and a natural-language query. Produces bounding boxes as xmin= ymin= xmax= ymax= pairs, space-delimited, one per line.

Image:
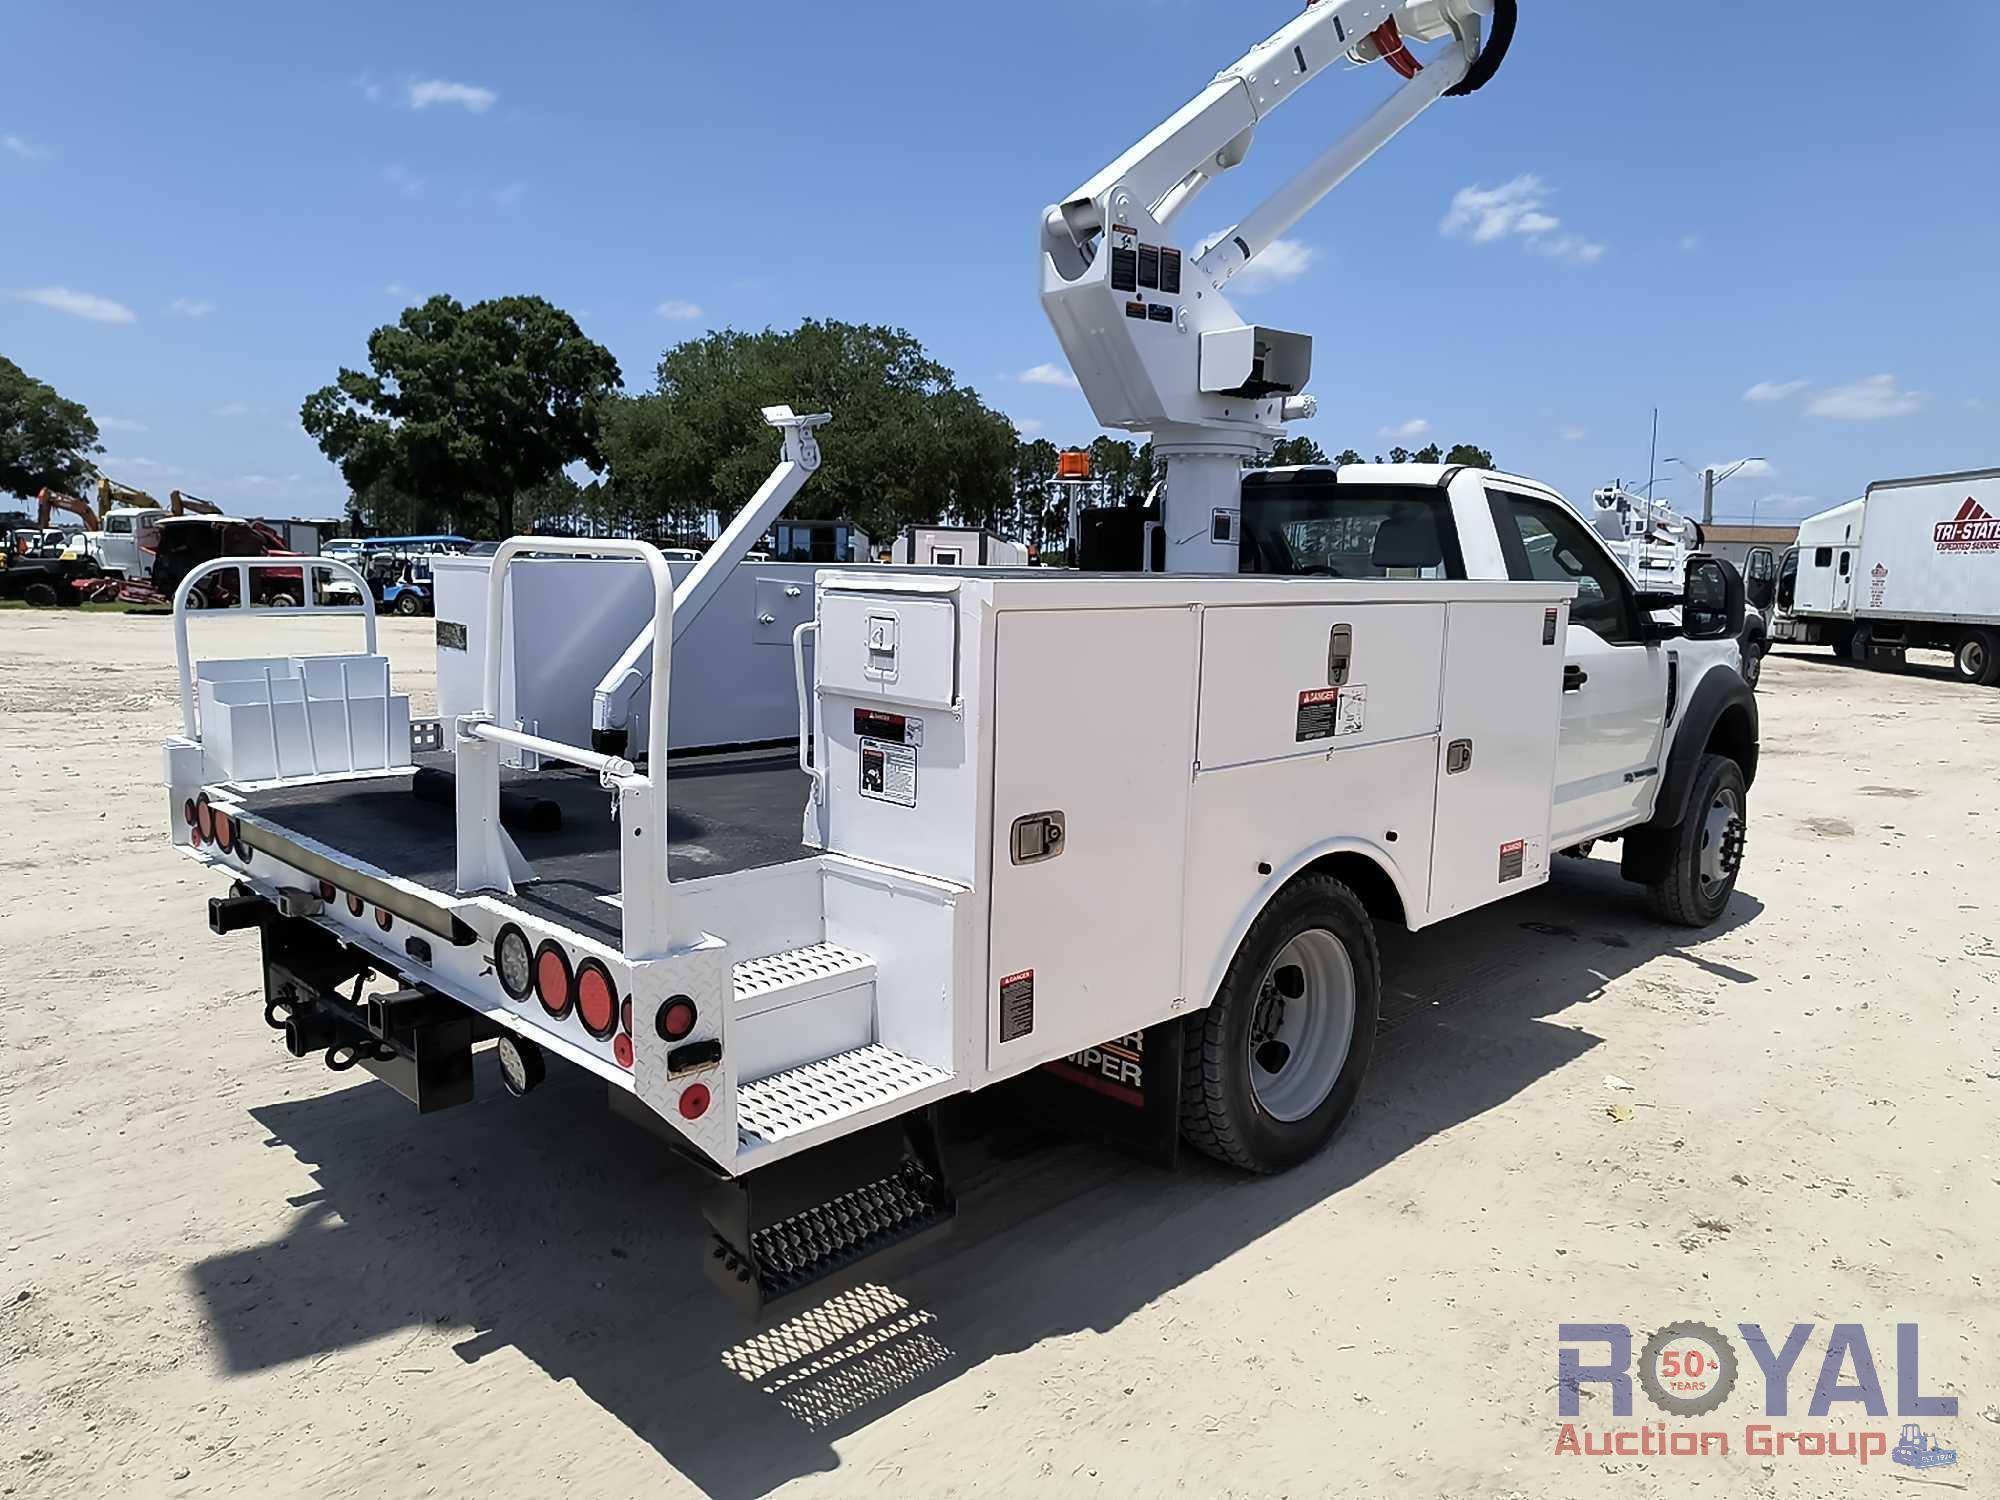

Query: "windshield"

xmin=1239 ymin=479 xmax=1465 ymax=579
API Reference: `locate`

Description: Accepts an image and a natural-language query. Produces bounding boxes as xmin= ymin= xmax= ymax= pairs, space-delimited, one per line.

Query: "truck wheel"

xmin=265 ymin=592 xmax=299 ymax=608
xmin=22 ymin=581 xmax=59 ymax=607
xmin=1955 ymin=629 xmax=2000 ymax=686
xmin=1180 ymin=874 xmax=1380 ymax=1173
xmin=1742 ymin=641 xmax=1765 ymax=688
xmin=1846 ymin=625 xmax=1872 ymax=665
xmin=1647 ymin=754 xmax=1747 ymax=927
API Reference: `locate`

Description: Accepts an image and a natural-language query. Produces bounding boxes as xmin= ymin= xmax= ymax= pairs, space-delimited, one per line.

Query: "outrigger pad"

xmin=701 ymin=1111 xmax=956 ymax=1317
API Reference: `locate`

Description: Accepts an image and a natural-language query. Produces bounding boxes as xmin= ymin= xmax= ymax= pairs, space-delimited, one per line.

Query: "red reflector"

xmin=534 ymin=942 xmax=574 ymax=1019
xmin=613 ymin=1033 xmax=634 ymax=1070
xmin=657 ymin=996 xmax=697 ymax=1042
xmin=620 ymin=997 xmax=633 ymax=1035
xmin=213 ymin=811 xmax=235 ymax=850
xmin=375 ymin=907 xmax=393 ymax=932
xmin=347 ymin=892 xmax=364 ymax=917
xmin=319 ymin=880 xmax=336 ymax=902
xmin=195 ymin=794 xmax=214 ymax=842
xmin=183 ymin=798 xmax=198 ymax=828
xmin=575 ymin=961 xmax=617 ymax=1039
xmin=678 ymin=1083 xmax=710 ymax=1119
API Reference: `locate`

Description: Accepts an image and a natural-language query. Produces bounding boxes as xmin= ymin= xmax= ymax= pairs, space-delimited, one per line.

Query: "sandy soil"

xmin=2 ymin=610 xmax=1996 ymax=1499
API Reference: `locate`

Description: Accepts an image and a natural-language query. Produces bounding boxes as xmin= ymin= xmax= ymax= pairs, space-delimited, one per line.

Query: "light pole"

xmin=1663 ymin=456 xmax=1767 ymax=526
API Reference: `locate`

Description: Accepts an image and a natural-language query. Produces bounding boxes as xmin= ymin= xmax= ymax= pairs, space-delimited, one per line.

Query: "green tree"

xmin=1446 ymin=442 xmax=1496 ymax=467
xmin=301 ymin=294 xmax=621 ymax=538
xmin=0 ymin=356 xmax=101 ymax=501
xmin=600 ymin=320 xmax=1017 ymax=547
xmin=1334 ymin=448 xmax=1363 ymax=466
xmin=1264 ymin=436 xmax=1329 ymax=467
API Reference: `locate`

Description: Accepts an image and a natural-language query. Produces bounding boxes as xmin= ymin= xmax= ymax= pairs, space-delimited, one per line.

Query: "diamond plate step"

xmin=732 ymin=942 xmax=875 ymax=1018
xmin=734 ymin=1158 xmax=955 ymax=1307
xmin=737 ymin=1044 xmax=953 ymax=1149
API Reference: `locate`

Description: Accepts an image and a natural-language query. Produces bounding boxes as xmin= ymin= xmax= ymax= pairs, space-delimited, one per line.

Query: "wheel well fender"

xmin=1193 ymin=839 xmax=1411 ymax=1011
xmin=1647 ymin=664 xmax=1759 ymax=831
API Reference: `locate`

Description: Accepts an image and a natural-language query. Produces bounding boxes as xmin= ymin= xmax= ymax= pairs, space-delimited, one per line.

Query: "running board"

xmin=702 ymin=1110 xmax=956 ymax=1316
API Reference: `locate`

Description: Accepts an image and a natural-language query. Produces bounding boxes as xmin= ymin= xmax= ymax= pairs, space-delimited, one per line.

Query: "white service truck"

xmin=1759 ymin=468 xmax=2000 ymax=684
xmin=160 ymin=0 xmax=1758 ymax=1312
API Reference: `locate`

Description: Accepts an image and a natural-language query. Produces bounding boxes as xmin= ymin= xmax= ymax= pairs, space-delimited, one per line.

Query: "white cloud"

xmin=1969 ymin=397 xmax=1987 ymax=412
xmin=492 ymin=180 xmax=526 ymax=208
xmin=1016 ymin=417 xmax=1046 ymax=436
xmin=656 ymin=299 xmax=704 ymax=320
xmin=1706 ymin=458 xmax=1777 ymax=480
xmin=1441 ymin=174 xmax=1604 ymax=266
xmin=12 ymin=286 xmax=137 ymax=323
xmin=1744 ymin=379 xmax=1809 ymax=403
xmin=1232 ymin=237 xmax=1318 ymax=291
xmin=3 ymin=134 xmax=49 ymax=161
xmin=1016 ymin=363 xmax=1079 ymax=389
xmin=211 ymin=401 xmax=251 ymax=418
xmin=1560 ymin=425 xmax=1587 ymax=442
xmin=237 ymin=473 xmax=304 ymax=488
xmin=97 ymin=416 xmax=147 ymax=433
xmin=1678 ymin=233 xmax=1703 ymax=253
xmin=353 ymin=73 xmax=385 ymax=105
xmin=1808 ymin=374 xmax=1925 ymax=421
xmin=169 ymin=296 xmax=216 ymax=318
xmin=382 ymin=162 xmax=424 ymax=198
xmin=407 ymin=79 xmax=497 ymax=113
xmin=385 ymin=282 xmax=412 ymax=298
xmin=100 ymin=454 xmax=182 ymax=476
xmin=1379 ymin=418 xmax=1431 ymax=441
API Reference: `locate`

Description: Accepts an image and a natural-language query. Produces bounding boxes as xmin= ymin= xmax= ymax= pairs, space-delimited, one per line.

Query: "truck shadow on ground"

xmin=190 ymin=855 xmax=1762 ymax=1497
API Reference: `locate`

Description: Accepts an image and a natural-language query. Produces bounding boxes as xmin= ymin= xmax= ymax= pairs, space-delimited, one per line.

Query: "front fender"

xmin=1646 ymin=660 xmax=1759 ymax=832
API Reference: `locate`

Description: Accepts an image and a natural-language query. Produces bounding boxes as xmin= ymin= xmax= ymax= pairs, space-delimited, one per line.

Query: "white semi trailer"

xmin=160 ymin=0 xmax=1760 ymax=1313
xmin=1763 ymin=467 xmax=2000 ymax=683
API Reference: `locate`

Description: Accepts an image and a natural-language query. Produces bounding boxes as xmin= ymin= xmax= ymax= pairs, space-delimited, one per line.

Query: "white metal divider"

xmin=459 ymin=537 xmax=690 ymax=959
xmin=173 ymin=556 xmax=378 ymax=741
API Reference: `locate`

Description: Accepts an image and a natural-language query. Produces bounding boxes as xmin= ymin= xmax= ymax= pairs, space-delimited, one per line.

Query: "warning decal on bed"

xmin=859 ymin=737 xmax=917 ymax=807
xmin=999 ymin=969 xmax=1035 ymax=1042
xmin=1498 ymin=839 xmax=1526 ymax=882
xmin=1297 ymin=685 xmax=1368 ymax=742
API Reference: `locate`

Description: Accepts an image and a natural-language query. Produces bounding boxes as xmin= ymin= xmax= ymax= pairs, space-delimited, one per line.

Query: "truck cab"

xmin=1240 ymin=463 xmax=1756 ymax=860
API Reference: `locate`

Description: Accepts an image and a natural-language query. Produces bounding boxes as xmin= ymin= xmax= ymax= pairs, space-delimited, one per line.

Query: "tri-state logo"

xmin=1934 ymin=497 xmax=2000 ymax=552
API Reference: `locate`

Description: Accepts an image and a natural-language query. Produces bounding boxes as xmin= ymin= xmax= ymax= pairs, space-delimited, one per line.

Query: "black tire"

xmin=183 ymin=586 xmax=209 ymax=610
xmin=1647 ymin=754 xmax=1748 ymax=927
xmin=22 ymin=581 xmax=59 ymax=608
xmin=1743 ymin=641 xmax=1765 ymax=689
xmin=265 ymin=591 xmax=299 ymax=609
xmin=1180 ymin=874 xmax=1380 ymax=1173
xmin=1955 ymin=629 xmax=2000 ymax=686
xmin=1846 ymin=625 xmax=1872 ymax=665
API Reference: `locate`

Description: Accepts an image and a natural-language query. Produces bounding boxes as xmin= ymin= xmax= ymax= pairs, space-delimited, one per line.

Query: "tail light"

xmin=493 ymin=925 xmax=533 ymax=1001
xmin=183 ymin=798 xmax=198 ymax=829
xmin=195 ymin=793 xmax=215 ymax=843
xmin=213 ymin=810 xmax=236 ymax=852
xmin=346 ymin=893 xmax=364 ymax=918
xmin=656 ymin=995 xmax=697 ymax=1042
xmin=534 ymin=941 xmax=573 ymax=1019
xmin=612 ymin=1034 xmax=634 ymax=1070
xmin=575 ymin=960 xmax=618 ymax=1040
xmin=318 ymin=879 xmax=337 ymax=903
xmin=374 ymin=907 xmax=393 ymax=932
xmin=678 ymin=1083 xmax=711 ymax=1120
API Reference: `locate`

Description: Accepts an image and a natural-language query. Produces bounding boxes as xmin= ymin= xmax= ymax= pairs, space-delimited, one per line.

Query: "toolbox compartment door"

xmin=986 ymin=606 xmax=1198 ymax=1072
xmin=1425 ymin=600 xmax=1566 ymax=921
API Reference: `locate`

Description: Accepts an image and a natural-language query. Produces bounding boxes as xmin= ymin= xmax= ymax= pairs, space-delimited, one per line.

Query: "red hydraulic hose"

xmin=1371 ymin=17 xmax=1422 ymax=79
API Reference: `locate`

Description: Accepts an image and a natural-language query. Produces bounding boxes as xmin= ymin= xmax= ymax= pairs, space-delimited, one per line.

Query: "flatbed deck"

xmin=235 ymin=748 xmax=811 ymax=944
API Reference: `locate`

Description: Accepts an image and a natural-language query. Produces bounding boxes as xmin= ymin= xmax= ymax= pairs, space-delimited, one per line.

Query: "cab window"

xmin=106 ymin=514 xmax=133 ymax=535
xmin=1238 ymin=480 xmax=1465 ymax=579
xmin=1489 ymin=490 xmax=1641 ymax=644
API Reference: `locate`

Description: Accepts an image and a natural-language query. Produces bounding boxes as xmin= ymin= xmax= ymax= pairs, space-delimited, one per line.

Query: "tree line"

xmin=4 ymin=296 xmax=1495 ymax=551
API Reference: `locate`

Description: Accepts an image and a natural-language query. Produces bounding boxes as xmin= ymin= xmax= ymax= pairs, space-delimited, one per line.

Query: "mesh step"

xmin=722 ymin=1159 xmax=955 ymax=1307
xmin=737 ymin=1044 xmax=952 ymax=1149
xmin=733 ymin=943 xmax=875 ymax=1016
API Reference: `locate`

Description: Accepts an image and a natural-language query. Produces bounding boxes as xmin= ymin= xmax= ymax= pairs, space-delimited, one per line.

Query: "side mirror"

xmin=1682 ymin=555 xmax=1745 ymax=640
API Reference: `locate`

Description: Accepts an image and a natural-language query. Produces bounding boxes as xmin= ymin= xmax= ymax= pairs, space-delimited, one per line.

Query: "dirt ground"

xmin=2 ymin=610 xmax=1996 ymax=1499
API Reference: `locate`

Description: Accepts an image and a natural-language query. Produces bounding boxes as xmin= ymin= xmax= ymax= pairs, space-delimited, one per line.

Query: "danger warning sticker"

xmin=1499 ymin=839 xmax=1526 ymax=883
xmin=1297 ymin=685 xmax=1368 ymax=742
xmin=999 ymin=969 xmax=1035 ymax=1042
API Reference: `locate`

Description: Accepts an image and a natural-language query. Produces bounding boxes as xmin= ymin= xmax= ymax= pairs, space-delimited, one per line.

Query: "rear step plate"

xmin=737 ymin=1044 xmax=951 ymax=1150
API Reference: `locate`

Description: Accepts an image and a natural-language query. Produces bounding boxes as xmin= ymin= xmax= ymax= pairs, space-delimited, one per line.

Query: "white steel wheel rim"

xmin=1699 ymin=786 xmax=1743 ymax=893
xmin=1248 ymin=928 xmax=1356 ymax=1123
xmin=1962 ymin=639 xmax=1988 ymax=679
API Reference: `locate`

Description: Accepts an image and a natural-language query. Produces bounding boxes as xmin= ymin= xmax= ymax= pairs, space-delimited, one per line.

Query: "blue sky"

xmin=4 ymin=1 xmax=1995 ymax=525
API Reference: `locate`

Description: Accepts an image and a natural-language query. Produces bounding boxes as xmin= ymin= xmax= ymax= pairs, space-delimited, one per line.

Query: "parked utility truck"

xmin=1758 ymin=468 xmax=2000 ymax=684
xmin=162 ymin=0 xmax=1759 ymax=1313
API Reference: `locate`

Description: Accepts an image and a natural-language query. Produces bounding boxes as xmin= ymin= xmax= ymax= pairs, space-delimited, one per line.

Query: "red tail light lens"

xmin=534 ymin=941 xmax=574 ymax=1019
xmin=319 ymin=879 xmax=337 ymax=903
xmin=183 ymin=798 xmax=198 ymax=828
xmin=621 ymin=998 xmax=633 ymax=1035
xmin=612 ymin=1033 xmax=634 ymax=1070
xmin=195 ymin=794 xmax=215 ymax=842
xmin=374 ymin=908 xmax=393 ymax=932
xmin=347 ymin=892 xmax=364 ymax=917
xmin=656 ymin=995 xmax=697 ymax=1042
xmin=678 ymin=1083 xmax=711 ymax=1120
xmin=575 ymin=960 xmax=618 ymax=1039
xmin=213 ymin=810 xmax=236 ymax=851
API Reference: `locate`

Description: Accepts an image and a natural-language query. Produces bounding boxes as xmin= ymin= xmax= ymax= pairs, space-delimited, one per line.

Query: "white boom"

xmin=590 ymin=404 xmax=831 ymax=753
xmin=1040 ymin=0 xmax=1513 ymax=570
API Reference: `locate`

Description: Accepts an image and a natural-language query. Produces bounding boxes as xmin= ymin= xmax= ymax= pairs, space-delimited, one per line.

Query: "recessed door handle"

xmin=1564 ymin=665 xmax=1589 ymax=693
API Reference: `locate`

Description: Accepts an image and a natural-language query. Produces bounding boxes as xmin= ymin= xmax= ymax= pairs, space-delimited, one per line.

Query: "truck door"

xmin=1832 ymin=547 xmax=1856 ymax=612
xmin=1487 ymin=489 xmax=1668 ymax=846
xmin=1744 ymin=548 xmax=1777 ymax=619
